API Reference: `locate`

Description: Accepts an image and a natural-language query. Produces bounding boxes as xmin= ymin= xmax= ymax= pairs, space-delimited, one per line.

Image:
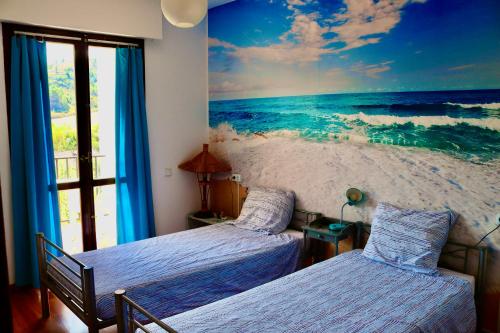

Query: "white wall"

xmin=0 ymin=24 xmax=15 ymax=284
xmin=145 ymin=18 xmax=209 ymax=235
xmin=0 ymin=0 xmax=162 ymax=39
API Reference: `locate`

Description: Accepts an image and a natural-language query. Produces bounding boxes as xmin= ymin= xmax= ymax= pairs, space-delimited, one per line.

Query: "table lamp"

xmin=178 ymin=144 xmax=231 ymax=218
xmin=329 ymin=188 xmax=364 ymax=231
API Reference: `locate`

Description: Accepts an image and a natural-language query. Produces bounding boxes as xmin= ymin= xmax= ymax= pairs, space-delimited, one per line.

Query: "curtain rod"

xmin=14 ymin=31 xmax=139 ymax=47
xmin=14 ymin=31 xmax=80 ymax=41
xmin=86 ymin=38 xmax=139 ymax=47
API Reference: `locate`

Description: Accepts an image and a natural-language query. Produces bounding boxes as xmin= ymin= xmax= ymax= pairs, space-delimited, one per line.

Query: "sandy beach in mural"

xmin=208 ymin=0 xmax=500 ymax=296
xmin=210 ymin=124 xmax=500 ymax=286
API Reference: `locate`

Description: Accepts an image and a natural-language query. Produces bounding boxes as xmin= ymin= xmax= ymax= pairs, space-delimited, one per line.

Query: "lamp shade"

xmin=330 ymin=187 xmax=365 ymax=230
xmin=161 ymin=0 xmax=208 ymax=28
xmin=178 ymin=144 xmax=231 ymax=174
xmin=346 ymin=188 xmax=364 ymax=205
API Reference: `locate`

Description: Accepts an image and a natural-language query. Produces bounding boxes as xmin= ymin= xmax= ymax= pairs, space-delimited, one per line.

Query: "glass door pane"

xmin=58 ymin=189 xmax=83 ymax=254
xmin=94 ymin=185 xmax=117 ymax=249
xmin=89 ymin=46 xmax=117 ymax=249
xmin=89 ymin=46 xmax=116 ymax=180
xmin=47 ymin=42 xmax=79 ymax=183
xmin=47 ymin=42 xmax=83 ymax=254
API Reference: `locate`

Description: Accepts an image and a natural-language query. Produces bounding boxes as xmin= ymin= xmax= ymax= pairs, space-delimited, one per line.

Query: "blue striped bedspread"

xmin=150 ymin=250 xmax=475 ymax=333
xmin=52 ymin=223 xmax=301 ymax=320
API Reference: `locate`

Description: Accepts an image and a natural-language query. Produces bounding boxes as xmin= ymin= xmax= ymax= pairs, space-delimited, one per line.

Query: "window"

xmin=2 ymin=24 xmax=144 ymax=253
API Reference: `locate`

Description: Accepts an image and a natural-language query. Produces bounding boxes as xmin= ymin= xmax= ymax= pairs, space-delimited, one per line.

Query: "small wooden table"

xmin=187 ymin=213 xmax=233 ymax=229
xmin=302 ymin=217 xmax=359 ymax=260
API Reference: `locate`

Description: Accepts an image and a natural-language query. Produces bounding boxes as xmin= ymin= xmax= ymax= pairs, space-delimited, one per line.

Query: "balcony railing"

xmin=54 ymin=152 xmax=105 ymax=181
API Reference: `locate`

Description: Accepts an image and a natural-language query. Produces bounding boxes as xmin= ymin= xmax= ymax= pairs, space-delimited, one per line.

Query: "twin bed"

xmin=120 ymin=249 xmax=478 ymax=333
xmin=37 ymin=188 xmax=488 ymax=333
xmin=36 ymin=187 xmax=317 ymax=332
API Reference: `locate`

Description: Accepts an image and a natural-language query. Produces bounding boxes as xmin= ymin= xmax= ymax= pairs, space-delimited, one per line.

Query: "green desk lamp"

xmin=329 ymin=188 xmax=364 ymax=231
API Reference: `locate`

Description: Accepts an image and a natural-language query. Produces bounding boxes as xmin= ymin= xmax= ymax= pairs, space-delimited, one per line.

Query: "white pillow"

xmin=230 ymin=187 xmax=295 ymax=235
xmin=362 ymin=202 xmax=458 ymax=275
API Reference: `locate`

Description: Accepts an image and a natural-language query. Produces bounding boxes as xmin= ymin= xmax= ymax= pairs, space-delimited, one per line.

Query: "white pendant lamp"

xmin=161 ymin=0 xmax=208 ymax=28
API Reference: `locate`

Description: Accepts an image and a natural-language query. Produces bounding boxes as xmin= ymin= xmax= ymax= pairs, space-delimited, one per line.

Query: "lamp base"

xmin=193 ymin=211 xmax=214 ymax=219
xmin=328 ymin=223 xmax=345 ymax=231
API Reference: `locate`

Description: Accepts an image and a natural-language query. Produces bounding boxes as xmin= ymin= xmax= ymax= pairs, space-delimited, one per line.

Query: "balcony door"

xmin=47 ymin=42 xmax=118 ymax=254
xmin=3 ymin=24 xmax=143 ymax=254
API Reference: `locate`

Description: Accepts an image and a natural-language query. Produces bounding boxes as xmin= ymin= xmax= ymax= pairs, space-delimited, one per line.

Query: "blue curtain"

xmin=9 ymin=36 xmax=62 ymax=287
xmin=115 ymin=48 xmax=155 ymax=243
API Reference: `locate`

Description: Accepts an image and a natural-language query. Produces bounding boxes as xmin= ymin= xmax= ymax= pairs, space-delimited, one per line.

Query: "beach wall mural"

xmin=208 ymin=0 xmax=500 ymax=308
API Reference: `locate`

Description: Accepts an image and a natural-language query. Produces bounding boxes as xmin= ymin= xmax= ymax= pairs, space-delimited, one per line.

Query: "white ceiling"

xmin=208 ymin=0 xmax=235 ymax=9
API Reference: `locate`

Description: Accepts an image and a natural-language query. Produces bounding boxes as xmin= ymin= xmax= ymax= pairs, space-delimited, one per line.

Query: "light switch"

xmin=164 ymin=168 xmax=172 ymax=177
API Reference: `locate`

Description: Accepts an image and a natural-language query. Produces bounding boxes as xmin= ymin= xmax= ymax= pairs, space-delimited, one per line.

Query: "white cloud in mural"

xmin=210 ymin=80 xmax=246 ymax=94
xmin=286 ymin=0 xmax=318 ymax=13
xmin=231 ymin=12 xmax=333 ymax=64
xmin=448 ymin=64 xmax=476 ymax=71
xmin=208 ymin=37 xmax=237 ymax=50
xmin=330 ymin=0 xmax=426 ymax=52
xmin=209 ymin=65 xmax=354 ymax=100
xmin=210 ymin=0 xmax=425 ymax=66
xmin=287 ymin=0 xmax=306 ymax=8
xmin=281 ymin=13 xmax=328 ymax=46
xmin=209 ymin=71 xmax=274 ymax=97
xmin=325 ymin=68 xmax=343 ymax=77
xmin=351 ymin=61 xmax=394 ymax=78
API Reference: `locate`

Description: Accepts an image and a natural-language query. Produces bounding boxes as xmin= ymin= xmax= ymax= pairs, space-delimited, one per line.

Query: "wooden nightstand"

xmin=302 ymin=217 xmax=360 ymax=261
xmin=187 ymin=213 xmax=233 ymax=229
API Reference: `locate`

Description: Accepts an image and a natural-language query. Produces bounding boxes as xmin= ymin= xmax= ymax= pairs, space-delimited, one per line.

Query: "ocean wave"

xmin=338 ymin=113 xmax=500 ymax=131
xmin=354 ymin=103 xmax=465 ymax=111
xmin=210 ymin=120 xmax=500 ymax=162
xmin=361 ymin=122 xmax=500 ymax=162
xmin=353 ymin=102 xmax=500 ymax=114
xmin=445 ymin=102 xmax=500 ymax=110
xmin=210 ymin=123 xmax=368 ymax=144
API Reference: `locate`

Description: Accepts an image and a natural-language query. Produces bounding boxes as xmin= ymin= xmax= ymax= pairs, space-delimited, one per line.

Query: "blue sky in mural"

xmin=208 ymin=0 xmax=500 ymax=100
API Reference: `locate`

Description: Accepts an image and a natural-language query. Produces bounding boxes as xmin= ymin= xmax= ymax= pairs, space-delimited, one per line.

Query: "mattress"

xmin=439 ymin=267 xmax=475 ymax=295
xmin=282 ymin=228 xmax=304 ymax=253
xmin=282 ymin=228 xmax=304 ymax=239
xmin=50 ymin=223 xmax=301 ymax=320
xmin=149 ymin=250 xmax=476 ymax=333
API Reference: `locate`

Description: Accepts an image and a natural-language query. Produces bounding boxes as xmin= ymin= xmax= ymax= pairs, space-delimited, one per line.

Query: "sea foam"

xmin=338 ymin=113 xmax=500 ymax=131
xmin=445 ymin=102 xmax=500 ymax=110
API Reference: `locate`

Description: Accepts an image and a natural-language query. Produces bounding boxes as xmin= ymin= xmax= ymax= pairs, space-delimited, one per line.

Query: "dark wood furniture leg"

xmin=40 ymin=284 xmax=50 ymax=318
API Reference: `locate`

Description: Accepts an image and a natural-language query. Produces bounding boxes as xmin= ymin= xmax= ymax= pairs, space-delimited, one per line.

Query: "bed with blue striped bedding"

xmin=148 ymin=250 xmax=475 ymax=333
xmin=53 ymin=223 xmax=301 ymax=320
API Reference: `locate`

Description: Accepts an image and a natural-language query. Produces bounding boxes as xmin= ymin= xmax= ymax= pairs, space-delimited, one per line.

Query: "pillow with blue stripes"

xmin=230 ymin=187 xmax=295 ymax=235
xmin=362 ymin=202 xmax=458 ymax=275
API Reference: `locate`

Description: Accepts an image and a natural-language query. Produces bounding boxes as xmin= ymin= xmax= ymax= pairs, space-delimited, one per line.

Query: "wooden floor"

xmin=10 ymin=287 xmax=117 ymax=333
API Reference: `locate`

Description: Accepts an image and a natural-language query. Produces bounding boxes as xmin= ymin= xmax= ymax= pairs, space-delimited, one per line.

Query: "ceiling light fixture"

xmin=161 ymin=0 xmax=208 ymax=29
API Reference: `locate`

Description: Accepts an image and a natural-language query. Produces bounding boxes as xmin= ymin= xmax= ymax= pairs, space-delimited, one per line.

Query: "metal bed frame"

xmin=115 ymin=289 xmax=178 ymax=333
xmin=36 ymin=209 xmax=321 ymax=333
xmin=36 ymin=233 xmax=114 ymax=333
xmin=114 ymin=222 xmax=489 ymax=333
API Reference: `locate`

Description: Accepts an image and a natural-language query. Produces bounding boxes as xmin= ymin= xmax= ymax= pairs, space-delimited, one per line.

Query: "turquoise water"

xmin=209 ymin=90 xmax=500 ymax=162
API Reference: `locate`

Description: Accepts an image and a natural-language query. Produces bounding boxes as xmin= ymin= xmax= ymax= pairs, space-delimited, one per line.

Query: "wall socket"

xmin=231 ymin=174 xmax=242 ymax=182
